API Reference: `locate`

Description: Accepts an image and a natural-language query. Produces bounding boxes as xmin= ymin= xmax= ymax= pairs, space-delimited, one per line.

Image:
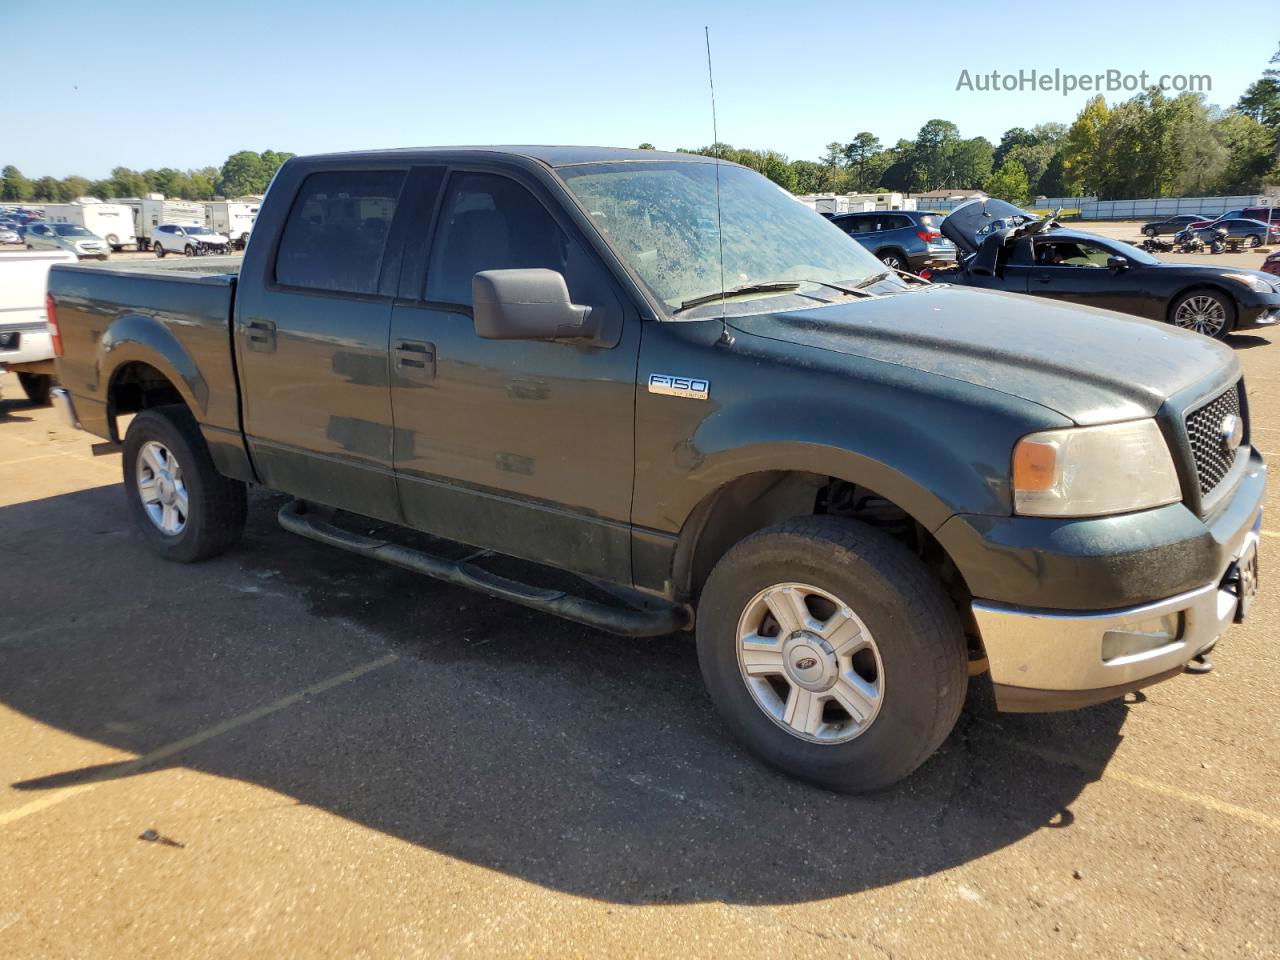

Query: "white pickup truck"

xmin=0 ymin=250 xmax=76 ymax=405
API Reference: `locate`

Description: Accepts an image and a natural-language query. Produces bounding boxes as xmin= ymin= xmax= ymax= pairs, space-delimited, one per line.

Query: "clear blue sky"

xmin=2 ymin=0 xmax=1274 ymax=179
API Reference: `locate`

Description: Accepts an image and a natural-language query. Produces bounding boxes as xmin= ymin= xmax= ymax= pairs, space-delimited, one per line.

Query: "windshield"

xmin=185 ymin=225 xmax=213 ymax=235
xmin=53 ymin=224 xmax=94 ymax=237
xmin=558 ymin=161 xmax=892 ymax=315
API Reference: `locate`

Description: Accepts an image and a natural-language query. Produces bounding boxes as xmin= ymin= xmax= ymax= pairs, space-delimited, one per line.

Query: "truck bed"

xmin=48 ymin=256 xmax=247 ymax=476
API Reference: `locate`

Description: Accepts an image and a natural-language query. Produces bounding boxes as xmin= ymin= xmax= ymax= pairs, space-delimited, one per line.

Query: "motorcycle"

xmin=1141 ymin=236 xmax=1174 ymax=253
xmin=1174 ymin=227 xmax=1204 ymax=253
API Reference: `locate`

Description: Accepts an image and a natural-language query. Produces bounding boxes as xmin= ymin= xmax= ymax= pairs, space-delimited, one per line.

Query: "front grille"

xmin=1185 ymin=382 xmax=1244 ymax=496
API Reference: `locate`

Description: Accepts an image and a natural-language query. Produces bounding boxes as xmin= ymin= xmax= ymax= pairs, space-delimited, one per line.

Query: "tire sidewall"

xmin=123 ymin=408 xmax=218 ymax=562
xmin=696 ymin=526 xmax=961 ymax=790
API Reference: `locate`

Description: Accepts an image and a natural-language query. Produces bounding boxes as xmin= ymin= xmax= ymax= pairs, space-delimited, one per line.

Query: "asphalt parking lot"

xmin=2 ymin=250 xmax=1279 ymax=959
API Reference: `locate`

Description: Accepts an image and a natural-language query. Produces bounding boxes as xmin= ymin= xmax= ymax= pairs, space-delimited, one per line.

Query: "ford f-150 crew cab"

xmin=48 ymin=147 xmax=1265 ymax=792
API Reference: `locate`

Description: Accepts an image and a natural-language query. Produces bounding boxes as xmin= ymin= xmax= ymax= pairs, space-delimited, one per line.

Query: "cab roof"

xmin=296 ymin=145 xmax=729 ymax=169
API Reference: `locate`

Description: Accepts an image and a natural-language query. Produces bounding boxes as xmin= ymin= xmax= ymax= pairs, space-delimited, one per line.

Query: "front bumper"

xmin=1237 ymin=292 xmax=1280 ymax=329
xmin=972 ymin=506 xmax=1262 ymax=713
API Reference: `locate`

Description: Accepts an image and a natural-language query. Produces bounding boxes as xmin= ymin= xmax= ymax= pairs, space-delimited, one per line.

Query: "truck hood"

xmin=727 ymin=285 xmax=1237 ymax=425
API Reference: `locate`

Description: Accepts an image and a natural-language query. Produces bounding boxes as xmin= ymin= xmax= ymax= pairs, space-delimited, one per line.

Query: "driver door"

xmin=1029 ymin=237 xmax=1135 ymax=313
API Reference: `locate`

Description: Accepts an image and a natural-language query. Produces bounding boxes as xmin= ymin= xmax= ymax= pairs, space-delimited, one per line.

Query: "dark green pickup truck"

xmin=48 ymin=147 xmax=1265 ymax=791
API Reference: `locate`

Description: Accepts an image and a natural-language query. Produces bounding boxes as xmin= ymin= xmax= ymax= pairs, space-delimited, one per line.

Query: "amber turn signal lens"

xmin=1012 ymin=440 xmax=1057 ymax=492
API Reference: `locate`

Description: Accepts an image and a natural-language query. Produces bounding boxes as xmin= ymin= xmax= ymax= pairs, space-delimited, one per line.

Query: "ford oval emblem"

xmin=795 ymin=656 xmax=818 ymax=670
xmin=1220 ymin=414 xmax=1243 ymax=455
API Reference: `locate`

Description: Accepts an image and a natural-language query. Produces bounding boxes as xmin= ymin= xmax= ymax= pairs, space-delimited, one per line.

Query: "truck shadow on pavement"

xmin=1 ymin=484 xmax=1131 ymax=906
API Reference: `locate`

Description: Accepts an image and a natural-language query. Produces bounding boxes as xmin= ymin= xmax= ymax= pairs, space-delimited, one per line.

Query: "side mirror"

xmin=472 ymin=269 xmax=595 ymax=341
xmin=1107 ymin=255 xmax=1129 ymax=271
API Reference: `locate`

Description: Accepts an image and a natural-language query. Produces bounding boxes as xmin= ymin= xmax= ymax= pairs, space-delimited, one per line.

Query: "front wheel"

xmin=122 ymin=406 xmax=247 ymax=562
xmin=1170 ymin=289 xmax=1235 ymax=339
xmin=17 ymin=372 xmax=53 ymax=405
xmin=154 ymin=242 xmax=166 ymax=258
xmin=184 ymin=244 xmax=196 ymax=257
xmin=695 ymin=517 xmax=967 ymax=792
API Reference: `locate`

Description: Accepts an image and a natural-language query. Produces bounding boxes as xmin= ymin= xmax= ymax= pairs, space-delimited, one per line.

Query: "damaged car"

xmin=941 ymin=199 xmax=1280 ymax=339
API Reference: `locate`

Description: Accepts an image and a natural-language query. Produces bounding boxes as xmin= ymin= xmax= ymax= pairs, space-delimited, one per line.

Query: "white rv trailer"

xmin=116 ymin=194 xmax=206 ymax=250
xmin=204 ymin=199 xmax=259 ymax=247
xmin=42 ymin=199 xmax=137 ymax=251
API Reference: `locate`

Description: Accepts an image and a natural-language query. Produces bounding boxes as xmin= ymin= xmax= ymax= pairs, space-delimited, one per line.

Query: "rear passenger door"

xmin=235 ymin=167 xmax=408 ymax=522
xmin=386 ymin=163 xmax=639 ymax=583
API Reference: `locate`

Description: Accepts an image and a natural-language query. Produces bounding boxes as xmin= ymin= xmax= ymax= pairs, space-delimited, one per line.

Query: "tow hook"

xmin=1185 ymin=653 xmax=1214 ymax=674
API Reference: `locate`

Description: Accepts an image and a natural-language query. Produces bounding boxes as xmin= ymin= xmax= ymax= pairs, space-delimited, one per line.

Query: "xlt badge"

xmin=648 ymin=373 xmax=709 ymax=400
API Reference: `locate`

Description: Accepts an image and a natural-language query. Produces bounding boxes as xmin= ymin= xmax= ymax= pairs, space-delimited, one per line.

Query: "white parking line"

xmin=0 ymin=653 xmax=400 ymax=829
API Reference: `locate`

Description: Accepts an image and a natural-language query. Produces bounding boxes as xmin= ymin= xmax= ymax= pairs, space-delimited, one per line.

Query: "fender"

xmin=100 ymin=312 xmax=209 ymax=419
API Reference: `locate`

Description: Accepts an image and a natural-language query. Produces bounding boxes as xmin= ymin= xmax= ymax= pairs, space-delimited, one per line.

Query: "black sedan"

xmin=941 ymin=199 xmax=1280 ymax=339
xmin=1141 ymin=214 xmax=1207 ymax=237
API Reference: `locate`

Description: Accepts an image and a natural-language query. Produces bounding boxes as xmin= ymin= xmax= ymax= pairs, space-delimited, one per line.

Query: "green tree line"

xmin=0 ymin=149 xmax=294 ymax=204
xmin=669 ymin=43 xmax=1279 ymax=204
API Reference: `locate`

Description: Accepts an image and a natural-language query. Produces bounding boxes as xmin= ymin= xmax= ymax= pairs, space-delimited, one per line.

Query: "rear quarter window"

xmin=275 ymin=169 xmax=406 ymax=295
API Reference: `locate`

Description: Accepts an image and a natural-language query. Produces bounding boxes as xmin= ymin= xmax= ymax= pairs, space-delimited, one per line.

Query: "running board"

xmin=277 ymin=500 xmax=689 ymax=637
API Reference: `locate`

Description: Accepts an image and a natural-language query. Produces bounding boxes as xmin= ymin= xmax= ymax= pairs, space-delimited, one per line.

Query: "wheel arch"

xmin=101 ymin=314 xmax=208 ymax=442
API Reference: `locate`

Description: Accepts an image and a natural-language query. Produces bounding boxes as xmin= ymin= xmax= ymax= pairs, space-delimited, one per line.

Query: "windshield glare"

xmin=558 ymin=161 xmax=893 ymax=314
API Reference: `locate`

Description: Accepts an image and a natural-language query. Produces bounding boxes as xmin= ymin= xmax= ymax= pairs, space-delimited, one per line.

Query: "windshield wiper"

xmin=676 ymin=281 xmax=801 ymax=313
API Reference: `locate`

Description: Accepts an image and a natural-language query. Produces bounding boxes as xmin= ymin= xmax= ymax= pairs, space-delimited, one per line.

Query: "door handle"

xmin=393 ymin=339 xmax=436 ymax=382
xmin=244 ymin=318 xmax=276 ymax=352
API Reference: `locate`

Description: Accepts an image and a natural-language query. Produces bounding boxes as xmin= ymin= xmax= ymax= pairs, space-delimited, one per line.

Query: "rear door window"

xmin=275 ymin=169 xmax=406 ymax=295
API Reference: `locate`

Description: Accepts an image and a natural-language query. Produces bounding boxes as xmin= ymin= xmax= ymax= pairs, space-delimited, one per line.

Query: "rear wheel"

xmin=122 ymin=406 xmax=247 ymax=562
xmin=105 ymin=233 xmax=119 ymax=250
xmin=1245 ymin=235 xmax=1260 ymax=249
xmin=1143 ymin=226 xmax=1157 ymax=237
xmin=695 ymin=517 xmax=967 ymax=792
xmin=1170 ymin=288 xmax=1235 ymax=339
xmin=878 ymin=250 xmax=906 ymax=271
xmin=17 ymin=372 xmax=53 ymax=405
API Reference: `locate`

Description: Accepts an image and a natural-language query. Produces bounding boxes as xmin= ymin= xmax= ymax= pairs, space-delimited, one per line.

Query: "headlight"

xmin=1223 ymin=273 xmax=1272 ymax=294
xmin=1012 ymin=419 xmax=1181 ymax=517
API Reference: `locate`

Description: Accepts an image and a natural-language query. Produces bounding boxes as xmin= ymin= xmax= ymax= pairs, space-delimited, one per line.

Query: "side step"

xmin=277 ymin=500 xmax=690 ymax=638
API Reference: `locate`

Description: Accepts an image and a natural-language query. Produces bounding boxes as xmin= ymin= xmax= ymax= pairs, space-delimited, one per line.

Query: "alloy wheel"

xmin=736 ymin=582 xmax=884 ymax=743
xmin=1173 ymin=295 xmax=1227 ymax=337
xmin=136 ymin=441 xmax=188 ymax=535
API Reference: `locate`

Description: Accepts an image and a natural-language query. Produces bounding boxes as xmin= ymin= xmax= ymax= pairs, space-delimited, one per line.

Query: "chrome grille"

xmin=1185 ymin=382 xmax=1243 ymax=496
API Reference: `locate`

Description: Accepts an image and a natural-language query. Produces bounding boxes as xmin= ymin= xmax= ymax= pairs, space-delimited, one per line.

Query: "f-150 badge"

xmin=648 ymin=373 xmax=710 ymax=400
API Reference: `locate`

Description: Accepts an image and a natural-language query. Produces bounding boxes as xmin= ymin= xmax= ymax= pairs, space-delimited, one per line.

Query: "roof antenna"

xmin=705 ymin=26 xmax=734 ymax=347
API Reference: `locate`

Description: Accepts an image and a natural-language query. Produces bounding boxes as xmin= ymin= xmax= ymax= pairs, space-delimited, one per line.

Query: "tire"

xmin=1169 ymin=288 xmax=1236 ymax=339
xmin=1245 ymin=235 xmax=1260 ymax=249
xmin=184 ymin=244 xmax=195 ymax=257
xmin=122 ymin=405 xmax=247 ymax=563
xmin=1143 ymin=227 xmax=1157 ymax=237
xmin=17 ymin=372 xmax=53 ymax=405
xmin=695 ymin=516 xmax=967 ymax=793
xmin=878 ymin=250 xmax=906 ymax=271
xmin=105 ymin=234 xmax=119 ymax=250
xmin=154 ymin=242 xmax=166 ymax=258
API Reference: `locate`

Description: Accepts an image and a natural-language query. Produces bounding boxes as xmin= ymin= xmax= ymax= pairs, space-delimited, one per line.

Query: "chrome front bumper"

xmin=51 ymin=387 xmax=81 ymax=430
xmin=973 ymin=511 xmax=1261 ymax=712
